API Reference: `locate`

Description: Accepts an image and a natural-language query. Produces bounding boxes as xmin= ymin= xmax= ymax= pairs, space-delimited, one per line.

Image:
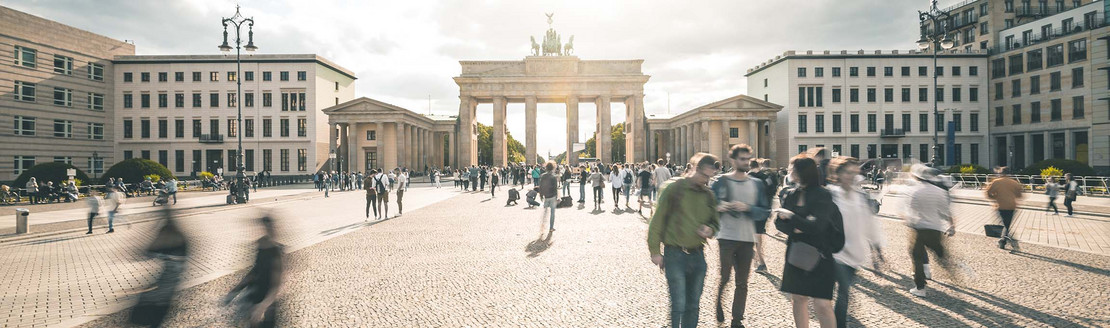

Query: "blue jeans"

xmin=108 ymin=210 xmax=118 ymax=229
xmin=543 ymin=198 xmax=557 ymax=230
xmin=664 ymin=245 xmax=707 ymax=328
xmin=834 ymin=263 xmax=857 ymax=328
xmin=579 ymin=182 xmax=586 ymax=202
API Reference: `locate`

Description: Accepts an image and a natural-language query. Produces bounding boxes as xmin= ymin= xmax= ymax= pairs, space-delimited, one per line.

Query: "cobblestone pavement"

xmin=0 ymin=184 xmax=457 ymax=327
xmin=79 ymin=187 xmax=1110 ymax=327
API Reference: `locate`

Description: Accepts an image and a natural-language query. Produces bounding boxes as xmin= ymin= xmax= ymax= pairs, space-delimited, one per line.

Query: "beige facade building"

xmin=746 ymin=50 xmax=992 ymax=167
xmin=920 ymin=0 xmax=1109 ymax=172
xmin=646 ymin=95 xmax=781 ymax=166
xmin=1 ymin=5 xmax=134 ymax=182
xmin=322 ymin=97 xmax=455 ymax=172
xmin=112 ymin=55 xmax=356 ymax=176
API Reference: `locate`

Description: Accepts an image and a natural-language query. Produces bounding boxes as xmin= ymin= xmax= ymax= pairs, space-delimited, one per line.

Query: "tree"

xmin=103 ymin=158 xmax=176 ymax=184
xmin=476 ymin=123 xmax=525 ymax=165
xmin=14 ymin=162 xmax=90 ymax=187
xmin=582 ymin=123 xmax=626 ymax=162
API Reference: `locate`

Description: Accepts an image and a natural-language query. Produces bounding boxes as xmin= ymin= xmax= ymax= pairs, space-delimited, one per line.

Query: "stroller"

xmin=153 ymin=189 xmax=170 ymax=206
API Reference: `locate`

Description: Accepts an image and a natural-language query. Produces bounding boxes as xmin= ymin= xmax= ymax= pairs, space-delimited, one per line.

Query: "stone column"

xmin=1024 ymin=132 xmax=1033 ymax=167
xmin=493 ymin=96 xmax=508 ymax=167
xmin=720 ymin=120 xmax=730 ymax=160
xmin=625 ymin=97 xmax=636 ymax=163
xmin=1064 ymin=130 xmax=1074 ymax=159
xmin=448 ymin=130 xmax=457 ymax=168
xmin=338 ymin=123 xmax=349 ymax=172
xmin=458 ymin=96 xmax=477 ymax=167
xmin=631 ymin=94 xmax=646 ymax=162
xmin=523 ymin=96 xmax=537 ymax=165
xmin=678 ymin=126 xmax=685 ymax=162
xmin=749 ymin=120 xmax=759 ymax=158
xmin=412 ymin=125 xmax=419 ymax=168
xmin=396 ymin=122 xmax=406 ymax=168
xmin=566 ymin=96 xmax=579 ymax=166
xmin=376 ymin=122 xmax=385 ymax=171
xmin=348 ymin=123 xmax=358 ymax=172
xmin=768 ymin=121 xmax=778 ymax=166
xmin=596 ymin=95 xmax=612 ymax=164
xmin=701 ymin=121 xmax=710 ymax=156
xmin=328 ymin=122 xmax=338 ymax=166
xmin=1044 ymin=132 xmax=1052 ymax=161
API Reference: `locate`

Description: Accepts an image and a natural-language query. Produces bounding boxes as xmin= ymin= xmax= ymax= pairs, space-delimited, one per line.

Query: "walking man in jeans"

xmin=365 ymin=169 xmax=379 ymax=220
xmin=538 ymin=161 xmax=559 ymax=234
xmin=905 ymin=164 xmax=958 ymax=297
xmin=985 ymin=166 xmax=1024 ymax=251
xmin=647 ymin=153 xmax=721 ymax=328
xmin=710 ymin=145 xmax=769 ymax=328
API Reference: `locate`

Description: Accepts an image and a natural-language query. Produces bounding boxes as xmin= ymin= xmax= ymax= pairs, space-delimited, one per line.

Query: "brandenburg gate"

xmin=454 ymin=14 xmax=650 ymax=167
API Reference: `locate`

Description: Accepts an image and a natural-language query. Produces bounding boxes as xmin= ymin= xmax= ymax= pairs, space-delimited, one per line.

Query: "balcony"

xmin=880 ymin=128 xmax=906 ymax=138
xmin=198 ymin=134 xmax=224 ymax=143
xmin=991 ymin=14 xmax=1107 ymax=54
xmin=1014 ymin=6 xmax=1064 ymax=18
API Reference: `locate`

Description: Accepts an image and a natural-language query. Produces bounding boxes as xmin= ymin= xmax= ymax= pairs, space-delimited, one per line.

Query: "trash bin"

xmin=15 ymin=208 xmax=30 ymax=234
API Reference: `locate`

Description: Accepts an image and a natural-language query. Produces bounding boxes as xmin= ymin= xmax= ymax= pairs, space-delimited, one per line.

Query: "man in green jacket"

xmin=647 ymin=152 xmax=721 ymax=328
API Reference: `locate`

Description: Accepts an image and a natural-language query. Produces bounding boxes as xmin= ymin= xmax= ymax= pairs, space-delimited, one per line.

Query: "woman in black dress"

xmin=775 ymin=155 xmax=844 ymax=328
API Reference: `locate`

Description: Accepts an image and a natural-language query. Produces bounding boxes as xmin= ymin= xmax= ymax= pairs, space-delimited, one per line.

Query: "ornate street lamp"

xmin=219 ymin=5 xmax=257 ymax=204
xmin=92 ymin=151 xmax=99 ymax=181
xmin=918 ymin=0 xmax=954 ymax=167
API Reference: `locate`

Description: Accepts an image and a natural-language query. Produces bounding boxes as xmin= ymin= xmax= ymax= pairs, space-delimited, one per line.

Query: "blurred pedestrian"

xmin=827 ymin=157 xmax=883 ymax=328
xmin=224 ymin=215 xmax=283 ymax=328
xmin=85 ymin=190 xmax=101 ymax=235
xmin=539 ymin=161 xmax=559 ymax=234
xmin=985 ymin=166 xmax=1024 ymax=251
xmin=904 ymin=164 xmax=962 ymax=297
xmin=775 ymin=154 xmax=843 ymax=328
xmin=589 ymin=165 xmax=606 ymax=210
xmin=507 ymin=186 xmax=520 ymax=206
xmin=365 ymin=169 xmax=379 ymax=220
xmin=525 ymin=187 xmax=540 ymax=208
xmin=130 ymin=208 xmax=188 ymax=327
xmin=396 ymin=169 xmax=408 ymax=216
xmin=711 ymin=145 xmax=769 ymax=328
xmin=746 ymin=158 xmax=777 ymax=274
xmin=105 ymin=186 xmax=126 ymax=233
xmin=165 ymin=178 xmax=178 ymax=205
xmin=1044 ymin=176 xmax=1060 ymax=215
xmin=636 ymin=163 xmax=654 ymax=215
xmin=491 ymin=167 xmax=500 ymax=198
xmin=647 ymin=152 xmax=721 ymax=328
xmin=1063 ymin=173 xmax=1082 ymax=217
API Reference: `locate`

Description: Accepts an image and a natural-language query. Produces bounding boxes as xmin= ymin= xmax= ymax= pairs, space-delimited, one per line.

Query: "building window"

xmin=884 ymin=88 xmax=893 ymax=102
xmin=884 ymin=67 xmax=893 ymax=77
xmin=798 ymin=145 xmax=808 ymax=154
xmin=210 ymin=93 xmax=219 ymax=107
xmin=245 ymin=119 xmax=254 ymax=138
xmin=935 ymin=66 xmax=944 ymax=77
xmin=210 ymin=72 xmax=219 ymax=81
xmin=263 ymin=71 xmax=272 ymax=81
xmin=867 ymin=114 xmax=876 ymax=133
xmin=952 ymin=66 xmax=961 ymax=76
xmin=936 ymin=87 xmax=944 ymax=102
xmin=1031 ymin=101 xmax=1042 ymax=123
xmin=158 ymin=93 xmax=168 ymax=108
xmin=919 ymin=87 xmax=928 ymax=102
xmin=227 ymin=119 xmax=238 ymax=137
xmin=850 ymin=67 xmax=859 ymax=77
xmin=140 ymin=93 xmax=150 ymax=108
xmin=832 ymin=67 xmax=841 ymax=77
xmin=297 ymin=118 xmax=307 ymax=137
xmin=14 ymin=156 xmax=36 ymax=176
xmin=175 ymin=93 xmax=185 ymax=108
xmin=192 ymin=119 xmax=202 ymax=138
xmin=245 ymin=149 xmax=255 ymax=171
xmin=1009 ymin=54 xmax=1023 ymax=75
xmin=280 ymin=119 xmax=290 ymax=137
xmin=851 ymin=144 xmax=860 ymax=158
xmin=850 ymin=88 xmax=859 ymax=103
xmin=263 ymin=119 xmax=273 ymax=137
xmin=192 ymin=93 xmax=202 ymax=107
xmin=228 ymin=71 xmax=237 ymax=81
xmin=122 ymin=151 xmax=132 ymax=160
xmin=1012 ymin=104 xmax=1022 ymax=124
xmin=832 ymin=114 xmax=842 ymax=133
xmin=901 ymin=66 xmax=910 ymax=76
xmin=1027 ymin=49 xmax=1043 ymax=71
xmin=192 ymin=72 xmax=202 ymax=82
xmin=850 ymin=114 xmax=859 ymax=132
xmin=297 ymin=149 xmax=307 ymax=171
xmin=728 ymin=128 xmax=737 ymax=138
xmin=158 ymin=119 xmax=168 ymax=138
xmin=280 ymin=149 xmax=290 ymax=171
xmin=228 ymin=92 xmax=237 ymax=108
xmin=174 ymin=72 xmax=184 ymax=82
xmin=1030 ymin=76 xmax=1041 ymax=94
xmin=815 ymin=67 xmax=824 ymax=77
xmin=815 ymin=114 xmax=825 ymax=133
xmin=832 ymin=88 xmax=841 ymax=103
xmin=866 ymin=67 xmax=876 ymax=77
xmin=84 ymin=63 xmax=104 ymax=81
xmin=262 ymin=149 xmax=273 ymax=171
xmin=175 ymin=119 xmax=185 ymax=138
xmin=922 ymin=113 xmax=931 ymax=131
xmin=14 ymin=81 xmax=36 ymax=102
xmin=798 ymin=86 xmax=823 ymax=107
xmin=1050 ymin=71 xmax=1061 ymax=91
xmin=123 ymin=119 xmax=133 ymax=138
xmin=140 ymin=119 xmax=150 ymax=138
xmin=123 ymin=93 xmax=133 ymax=108
xmin=141 ymin=72 xmax=150 ymax=82
xmin=87 ymin=122 xmax=104 ymax=140
xmin=971 ymin=144 xmax=979 ymax=165
xmin=969 ymin=87 xmax=979 ymax=102
xmin=937 ymin=113 xmax=945 ymax=132
xmin=970 ymin=113 xmax=979 ymax=132
xmin=901 ymin=88 xmax=911 ymax=102
xmin=158 ymin=72 xmax=167 ymax=82
xmin=245 ymin=71 xmax=254 ymax=81
xmin=280 ymin=71 xmax=289 ymax=81
xmin=952 ymin=87 xmax=962 ymax=102
xmin=991 ymin=59 xmax=1005 ymax=78
xmin=297 ymin=71 xmax=307 ymax=81
xmin=263 ymin=92 xmax=273 ymax=107
xmin=124 ymin=72 xmax=134 ymax=82
xmin=14 ymin=46 xmax=37 ymax=68
xmin=1047 ymin=44 xmax=1064 ymax=67
xmin=797 ymin=114 xmax=807 ymax=133
xmin=1069 ymin=39 xmax=1087 ymax=63
xmin=175 ymin=150 xmax=185 ymax=172
xmin=902 ymin=113 xmax=911 ymax=132
xmin=1073 ymin=95 xmax=1084 ymax=119
xmin=867 ymin=144 xmax=876 ymax=159
xmin=969 ymin=66 xmax=979 ymax=76
xmin=51 ymin=55 xmax=73 ymax=75
xmin=14 ymin=116 xmax=36 ymax=136
xmin=1072 ymin=67 xmax=1084 ymax=88
xmin=798 ymin=67 xmax=806 ymax=77
xmin=245 ymin=93 xmax=254 ymax=107
xmin=1011 ymin=79 xmax=1021 ymax=97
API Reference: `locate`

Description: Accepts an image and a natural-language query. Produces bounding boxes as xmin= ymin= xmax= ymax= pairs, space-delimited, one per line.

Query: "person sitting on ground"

xmin=507 ymin=187 xmax=521 ymax=206
xmin=525 ymin=187 xmax=541 ymax=208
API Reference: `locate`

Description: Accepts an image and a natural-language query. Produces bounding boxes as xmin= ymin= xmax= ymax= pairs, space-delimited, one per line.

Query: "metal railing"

xmin=198 ymin=134 xmax=225 ymax=143
xmin=880 ymin=128 xmax=906 ymax=138
xmin=0 ymin=175 xmax=315 ymax=206
xmin=993 ymin=14 xmax=1106 ymax=54
xmin=887 ymin=172 xmax=1110 ymax=196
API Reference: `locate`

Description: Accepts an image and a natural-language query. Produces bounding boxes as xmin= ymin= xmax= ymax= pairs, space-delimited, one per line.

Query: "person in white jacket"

xmin=608 ymin=165 xmax=624 ymax=210
xmin=827 ymin=157 xmax=884 ymax=328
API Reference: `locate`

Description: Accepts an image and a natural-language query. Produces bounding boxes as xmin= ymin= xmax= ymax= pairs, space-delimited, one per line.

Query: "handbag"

xmin=787 ymin=241 xmax=821 ymax=272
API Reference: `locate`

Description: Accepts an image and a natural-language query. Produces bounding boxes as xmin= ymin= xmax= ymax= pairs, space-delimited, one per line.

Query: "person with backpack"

xmin=622 ymin=164 xmax=635 ymax=208
xmin=637 ymin=163 xmax=655 ymax=215
xmin=774 ymin=154 xmax=843 ymax=328
xmin=1063 ymin=173 xmax=1082 ymax=217
xmin=711 ymin=145 xmax=770 ymax=328
xmin=609 ymin=164 xmax=624 ymax=210
xmin=746 ymin=158 xmax=777 ymax=274
xmin=375 ymin=170 xmax=391 ymax=219
xmin=647 ymin=153 xmax=721 ymax=328
xmin=365 ymin=169 xmax=379 ymax=220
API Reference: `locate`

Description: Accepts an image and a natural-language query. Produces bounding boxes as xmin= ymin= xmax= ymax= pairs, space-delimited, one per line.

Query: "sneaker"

xmin=924 ymin=264 xmax=932 ymax=280
xmin=755 ymin=264 xmax=768 ymax=274
xmin=1065 ymin=214 xmax=1074 ymax=217
xmin=909 ymin=287 xmax=927 ymax=297
xmin=106 ymin=229 xmax=114 ymax=234
xmin=85 ymin=231 xmax=93 ymax=235
xmin=998 ymin=239 xmax=1007 ymax=249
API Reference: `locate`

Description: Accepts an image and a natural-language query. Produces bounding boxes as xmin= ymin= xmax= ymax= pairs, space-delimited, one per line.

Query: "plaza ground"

xmin=0 ymin=183 xmax=1107 ymax=327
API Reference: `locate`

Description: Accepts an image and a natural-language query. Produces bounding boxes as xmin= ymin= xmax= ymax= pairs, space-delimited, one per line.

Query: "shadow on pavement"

xmin=936 ymin=281 xmax=1097 ymax=327
xmin=526 ymin=233 xmax=553 ymax=258
xmin=1010 ymin=251 xmax=1110 ymax=276
xmin=319 ymin=222 xmax=366 ymax=236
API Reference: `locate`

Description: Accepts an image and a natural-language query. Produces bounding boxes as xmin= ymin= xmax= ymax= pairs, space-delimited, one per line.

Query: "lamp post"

xmin=219 ymin=5 xmax=257 ymax=204
xmin=329 ymin=149 xmax=337 ymax=173
xmin=91 ymin=151 xmax=99 ymax=181
xmin=918 ymin=0 xmax=954 ymax=168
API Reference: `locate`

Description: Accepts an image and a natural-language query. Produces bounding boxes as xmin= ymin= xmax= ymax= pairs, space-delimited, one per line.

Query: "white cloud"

xmin=6 ymin=0 xmax=924 ymax=157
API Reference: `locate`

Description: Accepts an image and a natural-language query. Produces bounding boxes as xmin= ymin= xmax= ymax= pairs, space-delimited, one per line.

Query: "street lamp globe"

xmin=940 ymin=36 xmax=955 ymax=50
xmin=917 ymin=38 xmax=931 ymax=50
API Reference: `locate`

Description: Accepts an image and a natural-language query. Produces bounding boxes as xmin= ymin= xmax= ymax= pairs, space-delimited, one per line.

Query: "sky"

xmin=6 ymin=0 xmax=952 ymax=157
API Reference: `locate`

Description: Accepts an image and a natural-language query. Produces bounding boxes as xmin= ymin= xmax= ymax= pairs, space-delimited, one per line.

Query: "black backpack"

xmin=623 ymin=171 xmax=632 ymax=184
xmin=375 ymin=176 xmax=387 ymax=193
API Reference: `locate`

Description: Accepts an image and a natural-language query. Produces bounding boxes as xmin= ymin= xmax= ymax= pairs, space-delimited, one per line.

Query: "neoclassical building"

xmin=647 ymin=95 xmax=783 ymax=166
xmin=323 ymin=97 xmax=455 ymax=172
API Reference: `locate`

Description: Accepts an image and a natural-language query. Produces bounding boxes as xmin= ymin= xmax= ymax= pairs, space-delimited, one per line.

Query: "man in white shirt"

xmin=395 ymin=168 xmax=409 ymax=216
xmin=652 ymin=159 xmax=673 ymax=202
xmin=904 ymin=164 xmax=956 ymax=297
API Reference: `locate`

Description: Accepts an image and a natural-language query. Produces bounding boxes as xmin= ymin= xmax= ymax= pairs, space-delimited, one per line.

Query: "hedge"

xmin=12 ymin=162 xmax=90 ymax=187
xmin=944 ymin=164 xmax=990 ymax=174
xmin=1018 ymin=159 xmax=1096 ymax=176
xmin=102 ymin=159 xmax=176 ymax=184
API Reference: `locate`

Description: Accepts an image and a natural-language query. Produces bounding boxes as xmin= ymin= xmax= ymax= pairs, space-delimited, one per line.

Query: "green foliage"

xmin=1019 ymin=159 xmax=1096 ymax=176
xmin=13 ymin=162 xmax=90 ymax=187
xmin=476 ymin=122 xmax=525 ymax=165
xmin=944 ymin=164 xmax=990 ymax=174
xmin=103 ymin=159 xmax=175 ymax=184
xmin=143 ymin=174 xmax=162 ymax=182
xmin=1040 ymin=166 xmax=1064 ymax=177
xmin=198 ymin=171 xmax=215 ymax=179
xmin=582 ymin=123 xmax=626 ymax=162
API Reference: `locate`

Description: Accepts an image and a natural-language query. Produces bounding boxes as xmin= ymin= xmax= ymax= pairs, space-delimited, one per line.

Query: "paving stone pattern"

xmin=77 ymin=188 xmax=1110 ymax=327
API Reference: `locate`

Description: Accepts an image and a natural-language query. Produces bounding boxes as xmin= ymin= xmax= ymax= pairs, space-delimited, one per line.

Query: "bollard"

xmin=15 ymin=208 xmax=30 ymax=234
